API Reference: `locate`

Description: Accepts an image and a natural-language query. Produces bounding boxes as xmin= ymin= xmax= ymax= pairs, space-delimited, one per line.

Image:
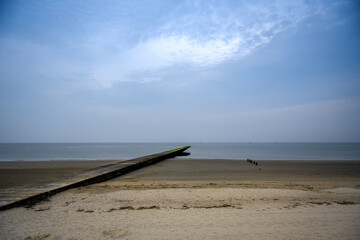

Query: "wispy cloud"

xmin=0 ymin=0 xmax=341 ymax=90
xmin=86 ymin=0 xmax=328 ymax=88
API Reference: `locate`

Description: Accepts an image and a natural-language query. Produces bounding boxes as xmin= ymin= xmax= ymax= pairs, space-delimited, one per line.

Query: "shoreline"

xmin=1 ymin=158 xmax=360 ymax=239
xmin=1 ymin=158 xmax=360 ymax=161
xmin=1 ymin=158 xmax=360 ymax=190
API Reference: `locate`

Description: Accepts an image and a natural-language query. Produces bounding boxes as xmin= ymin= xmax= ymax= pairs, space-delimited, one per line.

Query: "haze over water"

xmin=0 ymin=143 xmax=359 ymax=161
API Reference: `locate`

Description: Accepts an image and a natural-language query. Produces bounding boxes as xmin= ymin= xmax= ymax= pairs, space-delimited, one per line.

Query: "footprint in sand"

xmin=24 ymin=233 xmax=51 ymax=240
xmin=102 ymin=229 xmax=127 ymax=239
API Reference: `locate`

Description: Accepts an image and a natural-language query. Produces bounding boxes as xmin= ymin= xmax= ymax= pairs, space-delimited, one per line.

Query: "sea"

xmin=0 ymin=143 xmax=359 ymax=161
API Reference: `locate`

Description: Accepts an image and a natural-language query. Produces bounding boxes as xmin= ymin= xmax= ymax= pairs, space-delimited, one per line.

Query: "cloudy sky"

xmin=0 ymin=0 xmax=359 ymax=142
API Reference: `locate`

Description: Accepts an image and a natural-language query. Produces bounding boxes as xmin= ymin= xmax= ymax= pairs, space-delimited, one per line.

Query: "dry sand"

xmin=0 ymin=158 xmax=360 ymax=239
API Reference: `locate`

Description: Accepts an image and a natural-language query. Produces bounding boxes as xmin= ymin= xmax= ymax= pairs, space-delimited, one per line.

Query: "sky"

xmin=0 ymin=0 xmax=359 ymax=143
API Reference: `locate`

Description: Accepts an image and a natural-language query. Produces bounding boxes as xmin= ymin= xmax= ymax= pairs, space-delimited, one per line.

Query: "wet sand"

xmin=109 ymin=158 xmax=360 ymax=189
xmin=0 ymin=160 xmax=118 ymax=189
xmin=1 ymin=159 xmax=359 ymax=189
xmin=0 ymin=158 xmax=360 ymax=239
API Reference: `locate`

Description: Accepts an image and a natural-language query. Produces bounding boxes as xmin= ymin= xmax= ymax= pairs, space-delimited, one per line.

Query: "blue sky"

xmin=0 ymin=0 xmax=359 ymax=142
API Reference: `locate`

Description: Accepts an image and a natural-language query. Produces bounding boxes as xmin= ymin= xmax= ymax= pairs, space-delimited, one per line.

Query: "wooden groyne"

xmin=0 ymin=146 xmax=190 ymax=211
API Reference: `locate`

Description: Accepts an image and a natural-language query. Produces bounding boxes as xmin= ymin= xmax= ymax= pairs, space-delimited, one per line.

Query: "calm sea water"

xmin=0 ymin=143 xmax=359 ymax=161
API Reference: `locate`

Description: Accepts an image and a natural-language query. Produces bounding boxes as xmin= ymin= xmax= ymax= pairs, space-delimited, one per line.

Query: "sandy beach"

xmin=0 ymin=158 xmax=360 ymax=239
xmin=0 ymin=160 xmax=118 ymax=189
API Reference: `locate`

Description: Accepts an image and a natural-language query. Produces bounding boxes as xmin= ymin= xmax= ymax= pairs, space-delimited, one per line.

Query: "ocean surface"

xmin=0 ymin=143 xmax=359 ymax=161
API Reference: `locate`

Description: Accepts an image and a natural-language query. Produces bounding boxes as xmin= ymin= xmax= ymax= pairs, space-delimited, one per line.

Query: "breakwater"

xmin=0 ymin=146 xmax=190 ymax=211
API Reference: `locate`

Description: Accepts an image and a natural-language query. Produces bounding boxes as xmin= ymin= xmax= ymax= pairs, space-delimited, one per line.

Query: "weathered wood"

xmin=0 ymin=146 xmax=190 ymax=211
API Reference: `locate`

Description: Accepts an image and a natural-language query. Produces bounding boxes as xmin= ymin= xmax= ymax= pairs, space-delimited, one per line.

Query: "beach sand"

xmin=0 ymin=160 xmax=118 ymax=189
xmin=0 ymin=158 xmax=360 ymax=239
